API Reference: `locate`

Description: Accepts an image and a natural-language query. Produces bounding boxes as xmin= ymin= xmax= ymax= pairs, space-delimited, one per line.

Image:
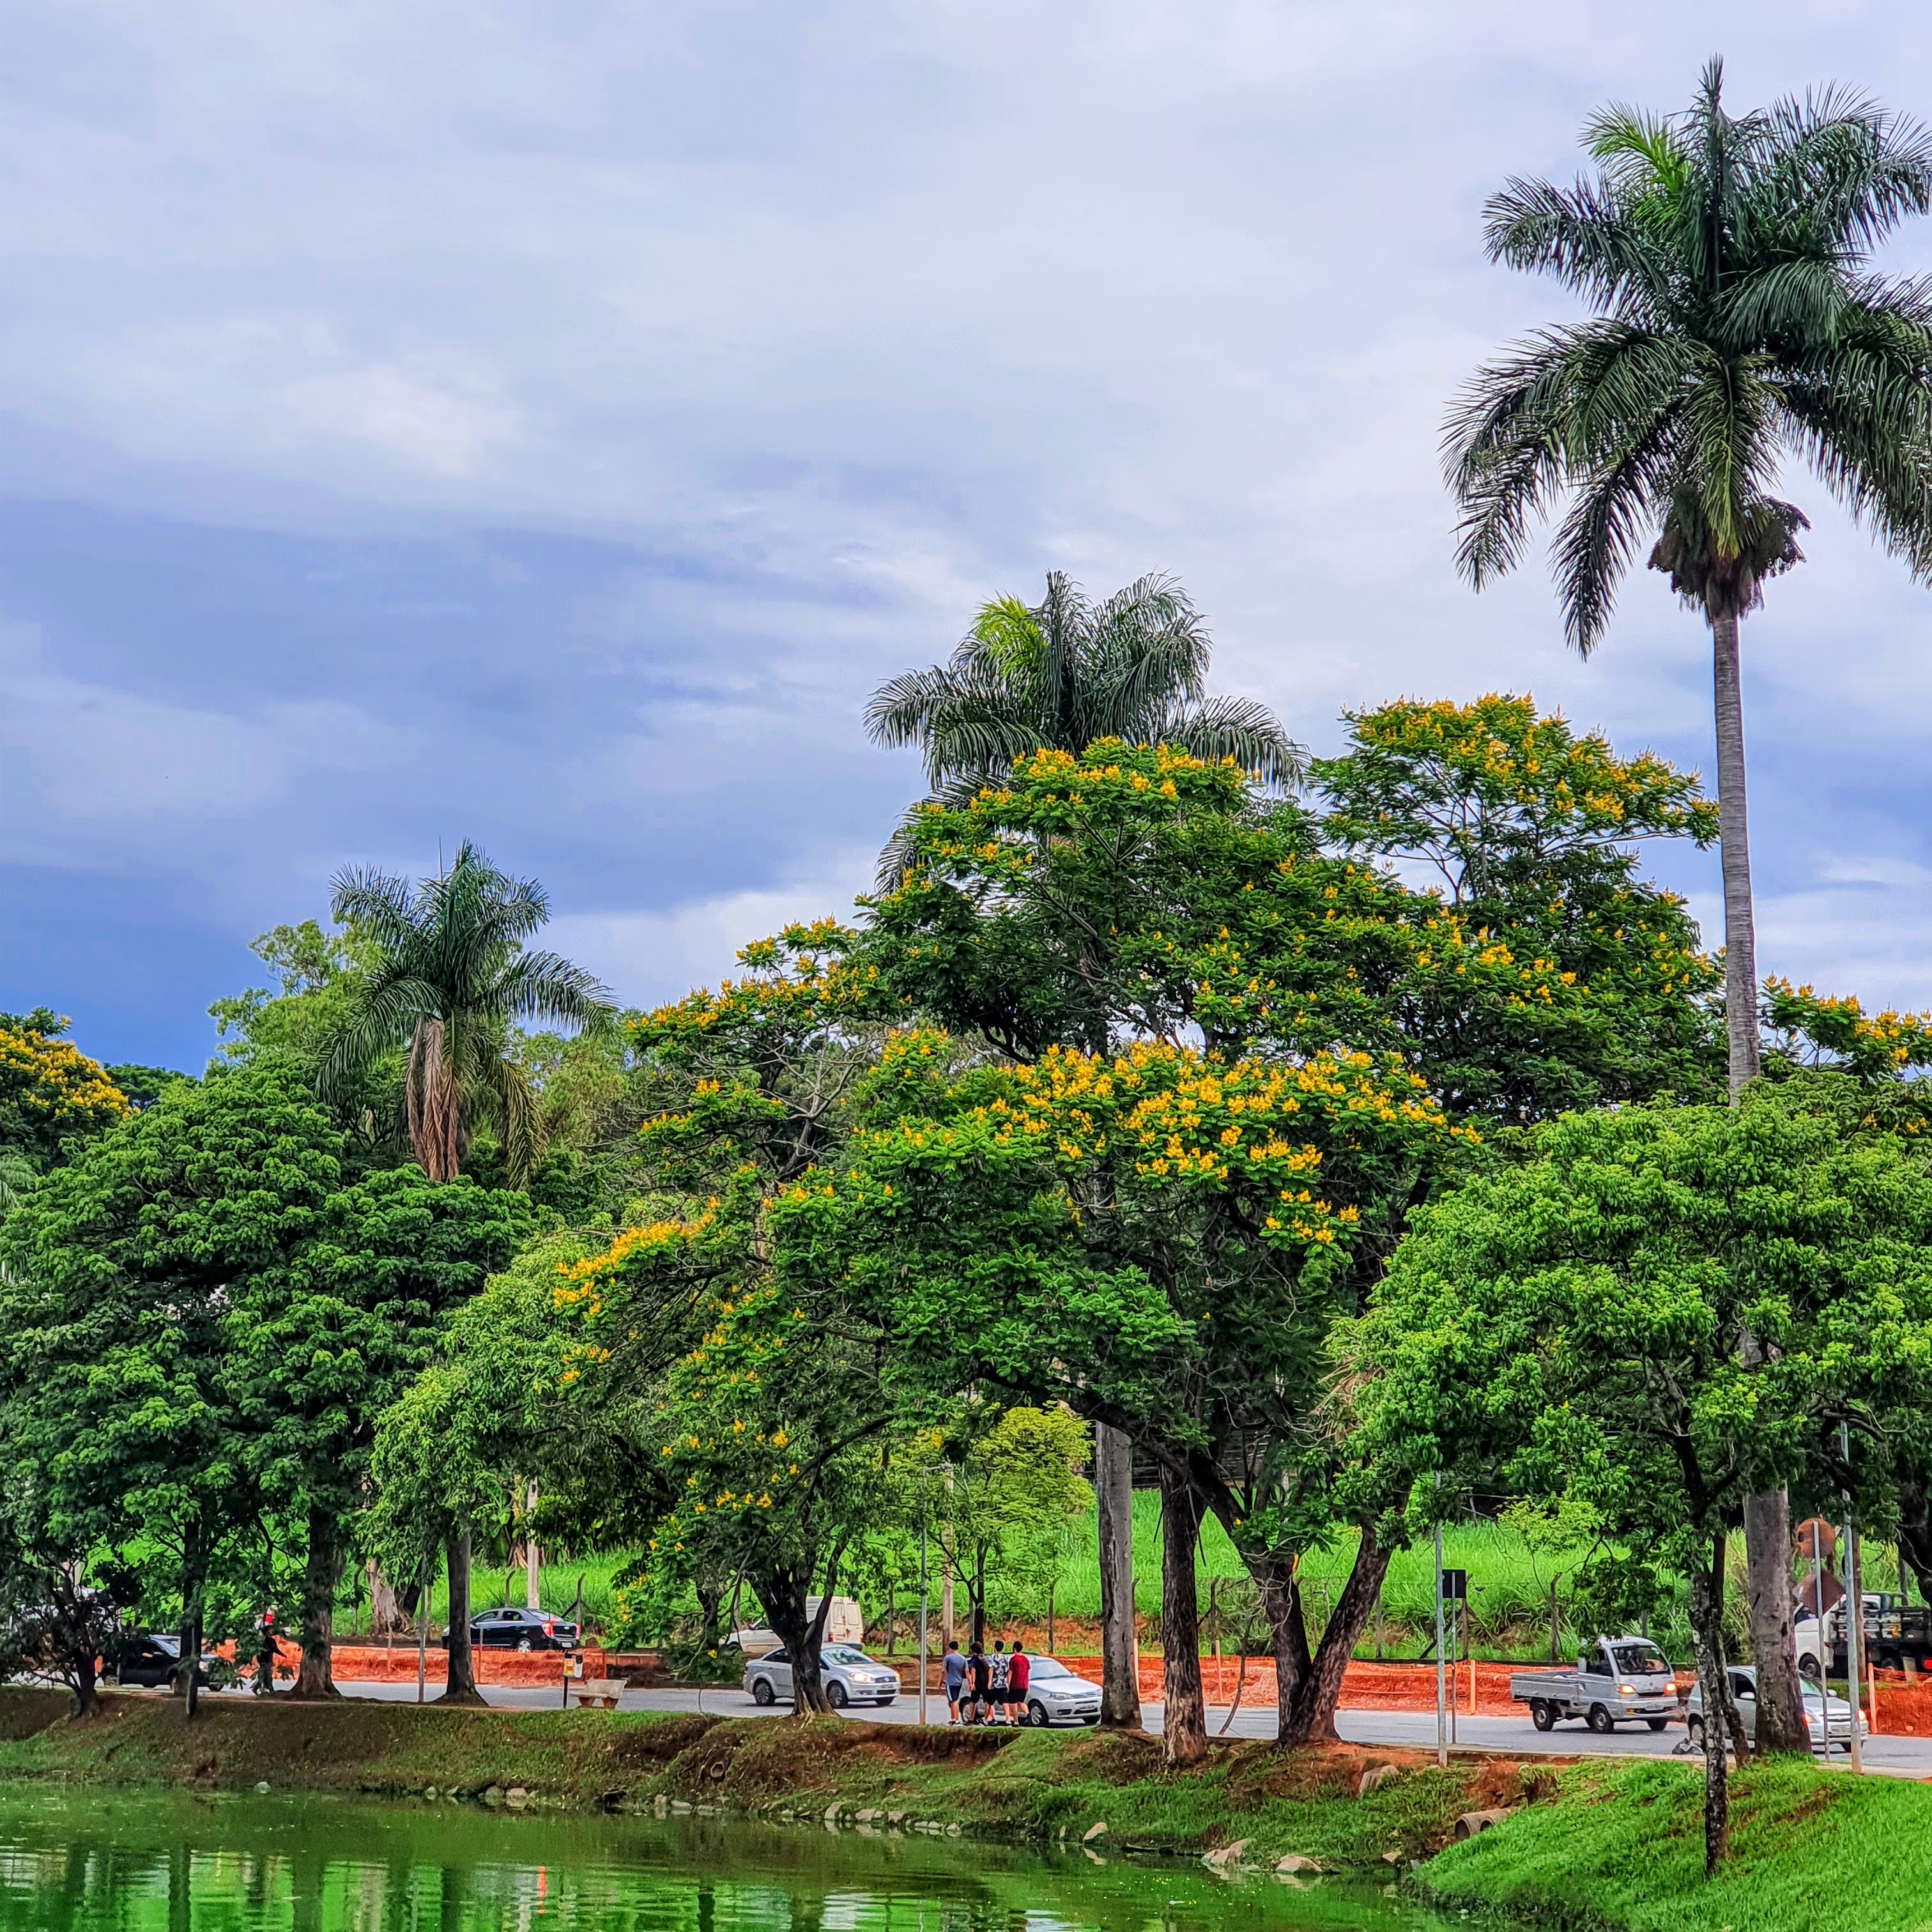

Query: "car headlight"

xmin=1618 ymin=1683 xmax=1635 ymax=1696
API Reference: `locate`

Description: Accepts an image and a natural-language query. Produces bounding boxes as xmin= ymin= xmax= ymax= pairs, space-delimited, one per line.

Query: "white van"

xmin=726 ymin=1594 xmax=863 ymax=1654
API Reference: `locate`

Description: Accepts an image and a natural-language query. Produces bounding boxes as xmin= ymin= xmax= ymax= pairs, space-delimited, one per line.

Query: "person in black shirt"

xmin=967 ymin=1643 xmax=990 ymax=1724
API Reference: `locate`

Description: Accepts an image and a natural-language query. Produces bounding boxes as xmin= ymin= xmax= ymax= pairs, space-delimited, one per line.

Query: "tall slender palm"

xmin=866 ymin=570 xmax=1303 ymax=885
xmin=1444 ymin=59 xmax=1932 ymax=1756
xmin=324 ymin=843 xmax=615 ymax=1187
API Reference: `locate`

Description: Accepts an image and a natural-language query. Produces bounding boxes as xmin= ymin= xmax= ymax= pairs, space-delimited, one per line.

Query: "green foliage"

xmin=1445 ymin=62 xmax=1932 ymax=650
xmin=326 ymin=842 xmax=615 ymax=1187
xmin=865 ymin=569 xmax=1301 ymax=885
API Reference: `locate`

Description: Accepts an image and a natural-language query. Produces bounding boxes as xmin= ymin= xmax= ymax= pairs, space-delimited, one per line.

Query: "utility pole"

xmin=1434 ymin=1487 xmax=1447 ymax=1770
xmin=918 ymin=1504 xmax=930 ymax=1727
xmin=1841 ymin=1423 xmax=1864 ymax=1773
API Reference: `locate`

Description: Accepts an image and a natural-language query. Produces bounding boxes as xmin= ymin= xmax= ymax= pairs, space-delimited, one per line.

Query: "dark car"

xmin=440 ymin=1606 xmax=580 ymax=1652
xmin=110 ymin=1634 xmax=213 ymax=1689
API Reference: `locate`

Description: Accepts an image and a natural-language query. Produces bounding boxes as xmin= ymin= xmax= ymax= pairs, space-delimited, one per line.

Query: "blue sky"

xmin=9 ymin=0 xmax=1932 ymax=1071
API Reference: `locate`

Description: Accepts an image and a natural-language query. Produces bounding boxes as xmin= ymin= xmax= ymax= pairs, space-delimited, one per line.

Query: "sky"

xmin=8 ymin=0 xmax=1932 ymax=1071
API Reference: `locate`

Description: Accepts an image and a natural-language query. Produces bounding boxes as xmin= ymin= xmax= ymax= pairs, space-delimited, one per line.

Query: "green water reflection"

xmin=0 ymin=1786 xmax=1453 ymax=1932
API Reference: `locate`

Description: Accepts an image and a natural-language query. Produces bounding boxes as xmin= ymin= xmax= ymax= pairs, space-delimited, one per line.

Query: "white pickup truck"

xmin=1509 ymin=1636 xmax=1680 ymax=1734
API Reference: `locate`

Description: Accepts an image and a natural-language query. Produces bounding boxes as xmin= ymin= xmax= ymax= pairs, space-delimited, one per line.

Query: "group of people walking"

xmin=939 ymin=1637 xmax=1030 ymax=1724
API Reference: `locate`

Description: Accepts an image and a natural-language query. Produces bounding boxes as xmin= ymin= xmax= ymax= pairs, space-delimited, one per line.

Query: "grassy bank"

xmin=0 ymin=1687 xmax=1532 ymax=1867
xmin=1420 ymin=1756 xmax=1932 ymax=1932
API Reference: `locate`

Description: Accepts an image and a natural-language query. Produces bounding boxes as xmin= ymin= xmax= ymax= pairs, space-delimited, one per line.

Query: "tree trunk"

xmin=1252 ymin=1551 xmax=1310 ymax=1740
xmin=1744 ymin=1486 xmax=1808 ymax=1752
xmin=367 ymin=1560 xmax=405 ymax=1640
xmin=406 ymin=1017 xmax=461 ymax=1182
xmin=1095 ymin=1423 xmax=1143 ymax=1728
xmin=292 ymin=1505 xmax=340 ymax=1698
xmin=1687 ymin=1539 xmax=1735 ymax=1874
xmin=1713 ymin=611 xmax=1809 ymax=1752
xmin=1712 ymin=610 xmax=1759 ymax=1096
xmin=1158 ymin=1463 xmax=1208 ymax=1767
xmin=437 ymin=1524 xmax=486 ymax=1705
xmin=762 ymin=1572 xmax=836 ymax=1716
xmin=176 ymin=1539 xmax=204 ymax=1721
xmin=1283 ymin=1528 xmax=1392 ymax=1748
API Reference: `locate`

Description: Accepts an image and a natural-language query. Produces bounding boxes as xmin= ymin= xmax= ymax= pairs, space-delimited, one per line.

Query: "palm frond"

xmin=490 ymin=951 xmax=616 ymax=1031
xmin=329 ymin=865 xmax=417 ymax=958
xmin=1155 ymin=696 xmax=1307 ymax=789
xmin=319 ymin=975 xmax=440 ymax=1103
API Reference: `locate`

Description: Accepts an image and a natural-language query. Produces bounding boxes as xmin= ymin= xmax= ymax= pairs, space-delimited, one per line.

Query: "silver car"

xmin=1017 ymin=1655 xmax=1102 ymax=1726
xmin=744 ymin=1642 xmax=901 ymax=1709
xmin=1685 ymin=1664 xmax=1867 ymax=1754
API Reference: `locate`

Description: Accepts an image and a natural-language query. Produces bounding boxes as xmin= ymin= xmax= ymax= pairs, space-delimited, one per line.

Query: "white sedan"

xmin=744 ymin=1643 xmax=901 ymax=1708
xmin=1685 ymin=1664 xmax=1867 ymax=1753
xmin=1017 ymin=1655 xmax=1103 ymax=1726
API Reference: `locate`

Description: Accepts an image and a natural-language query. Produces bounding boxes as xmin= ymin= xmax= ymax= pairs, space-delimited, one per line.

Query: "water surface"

xmin=0 ymin=1786 xmax=1455 ymax=1932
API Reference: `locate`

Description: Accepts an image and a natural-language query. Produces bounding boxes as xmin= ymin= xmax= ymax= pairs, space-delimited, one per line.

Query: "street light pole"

xmin=919 ymin=1507 xmax=930 ymax=1727
xmin=1434 ymin=1482 xmax=1447 ymax=1770
xmin=1841 ymin=1422 xmax=1864 ymax=1774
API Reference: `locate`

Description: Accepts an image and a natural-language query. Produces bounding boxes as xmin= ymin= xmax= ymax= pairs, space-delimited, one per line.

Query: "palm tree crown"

xmin=1445 ymin=57 xmax=1932 ymax=649
xmin=324 ymin=842 xmax=615 ymax=1187
xmin=866 ymin=571 xmax=1303 ymax=884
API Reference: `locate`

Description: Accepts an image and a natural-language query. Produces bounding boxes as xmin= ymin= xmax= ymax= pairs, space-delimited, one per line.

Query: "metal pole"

xmin=1811 ymin=1528 xmax=1825 ymax=1682
xmin=1841 ymin=1423 xmax=1863 ymax=1773
xmin=1434 ymin=1506 xmax=1447 ymax=1770
xmin=918 ymin=1511 xmax=930 ymax=1727
xmin=416 ymin=1549 xmax=432 ymax=1705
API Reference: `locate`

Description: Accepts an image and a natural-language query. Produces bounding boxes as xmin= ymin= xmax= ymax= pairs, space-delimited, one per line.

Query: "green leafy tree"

xmin=864 ymin=571 xmax=1302 ymax=885
xmin=1452 ymin=66 xmax=1932 ymax=1744
xmin=1347 ymin=1084 xmax=1932 ymax=1871
xmin=844 ymin=732 xmax=1714 ymax=1753
xmin=562 ymin=1192 xmax=922 ymax=1714
xmin=0 ymin=1062 xmax=340 ymax=1717
xmin=933 ymin=1404 xmax=1091 ymax=1646
xmin=229 ymin=1165 xmax=533 ymax=1696
xmin=369 ymin=1229 xmax=617 ymax=1701
xmin=325 ymin=843 xmax=616 ymax=1186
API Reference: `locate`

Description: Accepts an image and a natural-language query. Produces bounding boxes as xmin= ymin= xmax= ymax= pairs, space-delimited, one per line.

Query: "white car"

xmin=744 ymin=1643 xmax=900 ymax=1709
xmin=1685 ymin=1664 xmax=1867 ymax=1754
xmin=1016 ymin=1655 xmax=1102 ymax=1727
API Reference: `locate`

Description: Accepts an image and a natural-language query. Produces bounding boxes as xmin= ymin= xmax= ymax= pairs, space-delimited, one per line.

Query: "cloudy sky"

xmin=8 ymin=0 xmax=1932 ymax=1070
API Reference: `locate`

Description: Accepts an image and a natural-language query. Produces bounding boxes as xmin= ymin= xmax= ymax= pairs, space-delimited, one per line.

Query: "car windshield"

xmin=824 ymin=1646 xmax=873 ymax=1665
xmin=1611 ymin=1644 xmax=1670 ymax=1676
xmin=1029 ymin=1658 xmax=1070 ymax=1679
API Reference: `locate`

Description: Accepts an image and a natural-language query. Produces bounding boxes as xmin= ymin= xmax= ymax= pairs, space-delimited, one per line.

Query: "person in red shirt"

xmin=1008 ymin=1643 xmax=1031 ymax=1724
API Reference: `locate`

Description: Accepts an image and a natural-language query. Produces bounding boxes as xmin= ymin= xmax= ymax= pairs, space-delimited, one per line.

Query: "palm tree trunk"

xmin=1094 ymin=1423 xmax=1142 ymax=1727
xmin=1713 ymin=612 xmax=1809 ymax=1753
xmin=406 ymin=1018 xmax=461 ymax=1181
xmin=1711 ymin=611 xmax=1759 ymax=1096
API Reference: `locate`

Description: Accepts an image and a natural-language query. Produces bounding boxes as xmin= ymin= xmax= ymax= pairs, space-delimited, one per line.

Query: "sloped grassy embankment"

xmin=4 ymin=1690 xmax=1929 ymax=1929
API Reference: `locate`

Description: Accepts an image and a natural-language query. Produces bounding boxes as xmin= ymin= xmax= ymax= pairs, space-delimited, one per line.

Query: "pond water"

xmin=0 ymin=1786 xmax=1460 ymax=1932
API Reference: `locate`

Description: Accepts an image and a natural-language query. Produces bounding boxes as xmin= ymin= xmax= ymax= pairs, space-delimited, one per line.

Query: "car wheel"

xmin=1529 ymin=1700 xmax=1555 ymax=1732
xmin=1646 ymin=1717 xmax=1668 ymax=1731
xmin=1586 ymin=1704 xmax=1615 ymax=1735
xmin=516 ymin=1637 xmax=533 ymax=1653
xmin=1686 ymin=1716 xmax=1705 ymax=1749
xmin=1027 ymin=1699 xmax=1050 ymax=1728
xmin=1877 ymin=1649 xmax=1905 ymax=1675
xmin=827 ymin=1681 xmax=849 ymax=1709
xmin=1798 ymin=1653 xmax=1821 ymax=1681
xmin=751 ymin=1678 xmax=776 ymax=1706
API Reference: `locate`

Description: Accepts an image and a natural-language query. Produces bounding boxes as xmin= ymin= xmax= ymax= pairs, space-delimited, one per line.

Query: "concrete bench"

xmin=571 ymin=1689 xmax=621 ymax=1710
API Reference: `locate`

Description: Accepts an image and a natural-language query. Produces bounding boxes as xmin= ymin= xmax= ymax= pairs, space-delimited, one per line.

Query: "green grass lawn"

xmin=1420 ymin=1756 xmax=1932 ymax=1932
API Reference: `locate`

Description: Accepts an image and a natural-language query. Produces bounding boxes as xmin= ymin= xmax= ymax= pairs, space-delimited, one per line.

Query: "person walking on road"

xmin=1009 ymin=1643 xmax=1030 ymax=1725
xmin=942 ymin=1640 xmax=967 ymax=1724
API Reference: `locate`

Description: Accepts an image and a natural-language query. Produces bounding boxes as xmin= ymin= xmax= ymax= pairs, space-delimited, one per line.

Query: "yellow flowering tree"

xmin=772 ymin=1026 xmax=1468 ymax=1761
xmin=558 ymin=1191 xmax=920 ymax=1713
xmin=0 ymin=1009 xmax=128 ymax=1189
xmin=845 ymin=728 xmax=1719 ymax=1754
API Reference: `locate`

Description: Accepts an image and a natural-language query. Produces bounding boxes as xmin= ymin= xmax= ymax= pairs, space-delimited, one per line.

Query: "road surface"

xmin=319 ymin=1676 xmax=1932 ymax=1776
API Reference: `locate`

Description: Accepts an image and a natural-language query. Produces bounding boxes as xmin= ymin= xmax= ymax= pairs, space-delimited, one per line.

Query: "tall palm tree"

xmin=1443 ymin=59 xmax=1932 ymax=1757
xmin=866 ymin=571 xmax=1303 ymax=885
xmin=323 ymin=843 xmax=615 ymax=1187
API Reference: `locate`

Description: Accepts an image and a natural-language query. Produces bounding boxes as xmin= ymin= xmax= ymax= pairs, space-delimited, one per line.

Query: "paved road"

xmin=326 ymin=1677 xmax=1932 ymax=1776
